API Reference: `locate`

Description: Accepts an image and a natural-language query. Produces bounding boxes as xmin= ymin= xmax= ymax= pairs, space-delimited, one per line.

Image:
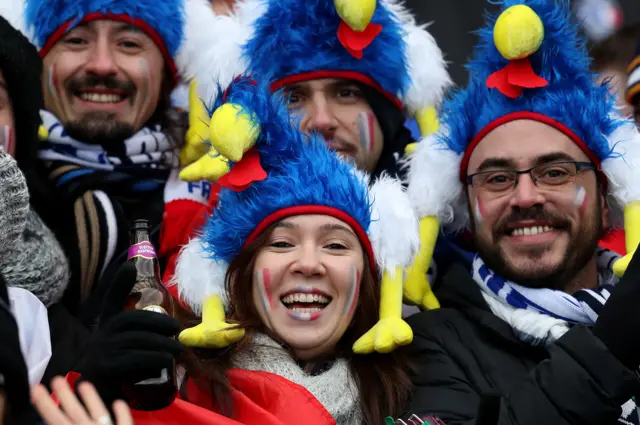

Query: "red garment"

xmin=599 ymin=229 xmax=626 ymax=256
xmin=159 ymin=173 xmax=220 ymax=308
xmin=66 ymin=369 xmax=336 ymax=425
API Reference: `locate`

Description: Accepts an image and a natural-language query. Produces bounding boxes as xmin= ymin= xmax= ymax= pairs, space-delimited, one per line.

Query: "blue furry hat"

xmin=407 ymin=0 xmax=640 ymax=234
xmin=200 ymin=77 xmax=373 ymax=265
xmin=243 ymin=0 xmax=408 ymax=108
xmin=25 ymin=0 xmax=184 ymax=77
xmin=440 ymin=0 xmax=622 ymax=170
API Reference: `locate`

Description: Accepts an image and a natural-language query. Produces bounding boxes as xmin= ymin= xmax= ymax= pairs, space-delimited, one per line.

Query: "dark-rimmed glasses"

xmin=466 ymin=161 xmax=596 ymax=195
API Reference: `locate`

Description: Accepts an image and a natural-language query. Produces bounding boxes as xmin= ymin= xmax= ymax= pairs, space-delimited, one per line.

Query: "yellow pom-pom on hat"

xmin=334 ymin=0 xmax=376 ymax=32
xmin=493 ymin=4 xmax=544 ymax=60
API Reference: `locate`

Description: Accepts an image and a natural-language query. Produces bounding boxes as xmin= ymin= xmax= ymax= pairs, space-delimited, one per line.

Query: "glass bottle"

xmin=122 ymin=219 xmax=177 ymax=411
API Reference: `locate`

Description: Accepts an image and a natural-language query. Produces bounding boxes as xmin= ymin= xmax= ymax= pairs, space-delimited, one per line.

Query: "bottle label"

xmin=128 ymin=241 xmax=157 ymax=260
xmin=143 ymin=304 xmax=168 ymax=315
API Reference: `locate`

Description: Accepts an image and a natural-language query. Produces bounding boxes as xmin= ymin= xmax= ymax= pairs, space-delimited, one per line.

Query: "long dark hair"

xmin=178 ymin=221 xmax=413 ymax=425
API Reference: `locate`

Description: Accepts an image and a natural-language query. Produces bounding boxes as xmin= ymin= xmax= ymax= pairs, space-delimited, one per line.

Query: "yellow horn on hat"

xmin=334 ymin=0 xmax=376 ymax=32
xmin=404 ymin=216 xmax=440 ymax=310
xmin=613 ymin=201 xmax=640 ymax=277
xmin=416 ymin=106 xmax=439 ymax=138
xmin=181 ymin=80 xmax=212 ymax=167
xmin=404 ymin=107 xmax=440 ymax=154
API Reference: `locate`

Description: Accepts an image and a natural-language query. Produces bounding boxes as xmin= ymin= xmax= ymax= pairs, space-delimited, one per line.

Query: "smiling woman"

xmin=164 ymin=76 xmax=420 ymax=425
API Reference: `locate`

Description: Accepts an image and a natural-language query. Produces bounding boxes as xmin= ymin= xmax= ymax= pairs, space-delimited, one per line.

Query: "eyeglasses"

xmin=466 ymin=161 xmax=596 ymax=195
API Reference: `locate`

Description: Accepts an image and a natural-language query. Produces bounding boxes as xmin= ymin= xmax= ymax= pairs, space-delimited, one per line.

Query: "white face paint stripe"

xmin=0 ymin=126 xmax=12 ymax=154
xmin=344 ymin=266 xmax=359 ymax=316
xmin=574 ymin=185 xmax=586 ymax=208
xmin=475 ymin=197 xmax=483 ymax=223
xmin=255 ymin=269 xmax=271 ymax=314
xmin=357 ymin=111 xmax=372 ymax=152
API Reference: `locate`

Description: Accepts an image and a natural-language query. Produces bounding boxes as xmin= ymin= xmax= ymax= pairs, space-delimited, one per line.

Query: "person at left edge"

xmin=20 ymin=0 xmax=204 ymax=320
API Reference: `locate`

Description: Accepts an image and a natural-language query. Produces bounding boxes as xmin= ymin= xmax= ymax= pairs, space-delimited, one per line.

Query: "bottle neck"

xmin=130 ymin=229 xmax=151 ymax=246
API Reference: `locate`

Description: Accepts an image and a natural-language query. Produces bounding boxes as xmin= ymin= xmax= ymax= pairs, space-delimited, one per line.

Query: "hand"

xmin=76 ymin=263 xmax=183 ymax=408
xmin=0 ymin=272 xmax=36 ymax=423
xmin=593 ymin=247 xmax=640 ymax=370
xmin=32 ymin=376 xmax=133 ymax=425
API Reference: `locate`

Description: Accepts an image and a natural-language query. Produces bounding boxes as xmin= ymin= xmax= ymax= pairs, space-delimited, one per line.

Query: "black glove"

xmin=593 ymin=248 xmax=640 ymax=370
xmin=0 ymin=273 xmax=40 ymax=424
xmin=76 ymin=262 xmax=183 ymax=409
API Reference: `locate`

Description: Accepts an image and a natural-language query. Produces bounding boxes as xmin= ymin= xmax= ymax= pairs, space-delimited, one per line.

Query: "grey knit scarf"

xmin=233 ymin=334 xmax=363 ymax=425
xmin=0 ymin=151 xmax=69 ymax=307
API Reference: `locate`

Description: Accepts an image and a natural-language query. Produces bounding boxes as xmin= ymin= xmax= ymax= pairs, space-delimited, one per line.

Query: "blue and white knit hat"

xmin=172 ymin=77 xmax=419 ymax=314
xmin=175 ymin=0 xmax=450 ymax=122
xmin=407 ymin=0 xmax=640 ymax=233
xmin=23 ymin=0 xmax=185 ymax=82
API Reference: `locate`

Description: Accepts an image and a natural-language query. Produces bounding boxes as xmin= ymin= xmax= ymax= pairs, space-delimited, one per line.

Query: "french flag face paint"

xmin=475 ymin=196 xmax=486 ymax=224
xmin=574 ymin=184 xmax=588 ymax=215
xmin=47 ymin=64 xmax=60 ymax=102
xmin=0 ymin=126 xmax=13 ymax=156
xmin=343 ymin=266 xmax=360 ymax=318
xmin=255 ymin=268 xmax=274 ymax=314
xmin=138 ymin=59 xmax=151 ymax=107
xmin=357 ymin=111 xmax=375 ymax=153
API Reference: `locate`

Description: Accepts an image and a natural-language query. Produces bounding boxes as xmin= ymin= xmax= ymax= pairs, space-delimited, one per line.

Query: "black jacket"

xmin=404 ymin=262 xmax=640 ymax=425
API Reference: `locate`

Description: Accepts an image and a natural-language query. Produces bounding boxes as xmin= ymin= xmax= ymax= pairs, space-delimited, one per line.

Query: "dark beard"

xmin=472 ymin=203 xmax=602 ymax=290
xmin=64 ymin=74 xmax=137 ymax=147
xmin=64 ymin=111 xmax=136 ymax=147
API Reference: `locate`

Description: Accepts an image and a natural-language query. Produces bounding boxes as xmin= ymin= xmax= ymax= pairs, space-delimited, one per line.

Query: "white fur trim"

xmin=601 ymin=118 xmax=640 ymax=226
xmin=405 ymin=130 xmax=468 ymax=231
xmin=384 ymin=1 xmax=452 ymax=114
xmin=172 ymin=237 xmax=229 ymax=316
xmin=177 ymin=0 xmax=449 ymax=114
xmin=0 ymin=0 xmax=30 ymax=39
xmin=175 ymin=0 xmax=265 ymax=104
xmin=368 ymin=174 xmax=419 ymax=274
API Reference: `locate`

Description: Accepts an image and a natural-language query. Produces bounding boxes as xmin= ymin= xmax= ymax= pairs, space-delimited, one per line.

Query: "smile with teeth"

xmin=280 ymin=292 xmax=332 ymax=321
xmin=78 ymin=92 xmax=125 ymax=103
xmin=509 ymin=225 xmax=554 ymax=236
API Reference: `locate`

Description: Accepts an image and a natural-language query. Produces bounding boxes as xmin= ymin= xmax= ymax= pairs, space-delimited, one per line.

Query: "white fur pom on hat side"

xmin=0 ymin=0 xmax=30 ymax=38
xmin=172 ymin=237 xmax=229 ymax=316
xmin=405 ymin=131 xmax=467 ymax=232
xmin=384 ymin=0 xmax=452 ymax=114
xmin=368 ymin=174 xmax=419 ymax=276
xmin=601 ymin=117 xmax=640 ymax=226
xmin=175 ymin=0 xmax=265 ymax=104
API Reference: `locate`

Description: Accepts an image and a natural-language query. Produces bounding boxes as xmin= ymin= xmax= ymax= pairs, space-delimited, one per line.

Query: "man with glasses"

xmin=402 ymin=1 xmax=640 ymax=423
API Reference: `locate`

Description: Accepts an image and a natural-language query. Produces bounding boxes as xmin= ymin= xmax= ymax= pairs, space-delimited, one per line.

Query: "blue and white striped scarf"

xmin=471 ymin=248 xmax=620 ymax=326
xmin=471 ymin=249 xmax=640 ymax=425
